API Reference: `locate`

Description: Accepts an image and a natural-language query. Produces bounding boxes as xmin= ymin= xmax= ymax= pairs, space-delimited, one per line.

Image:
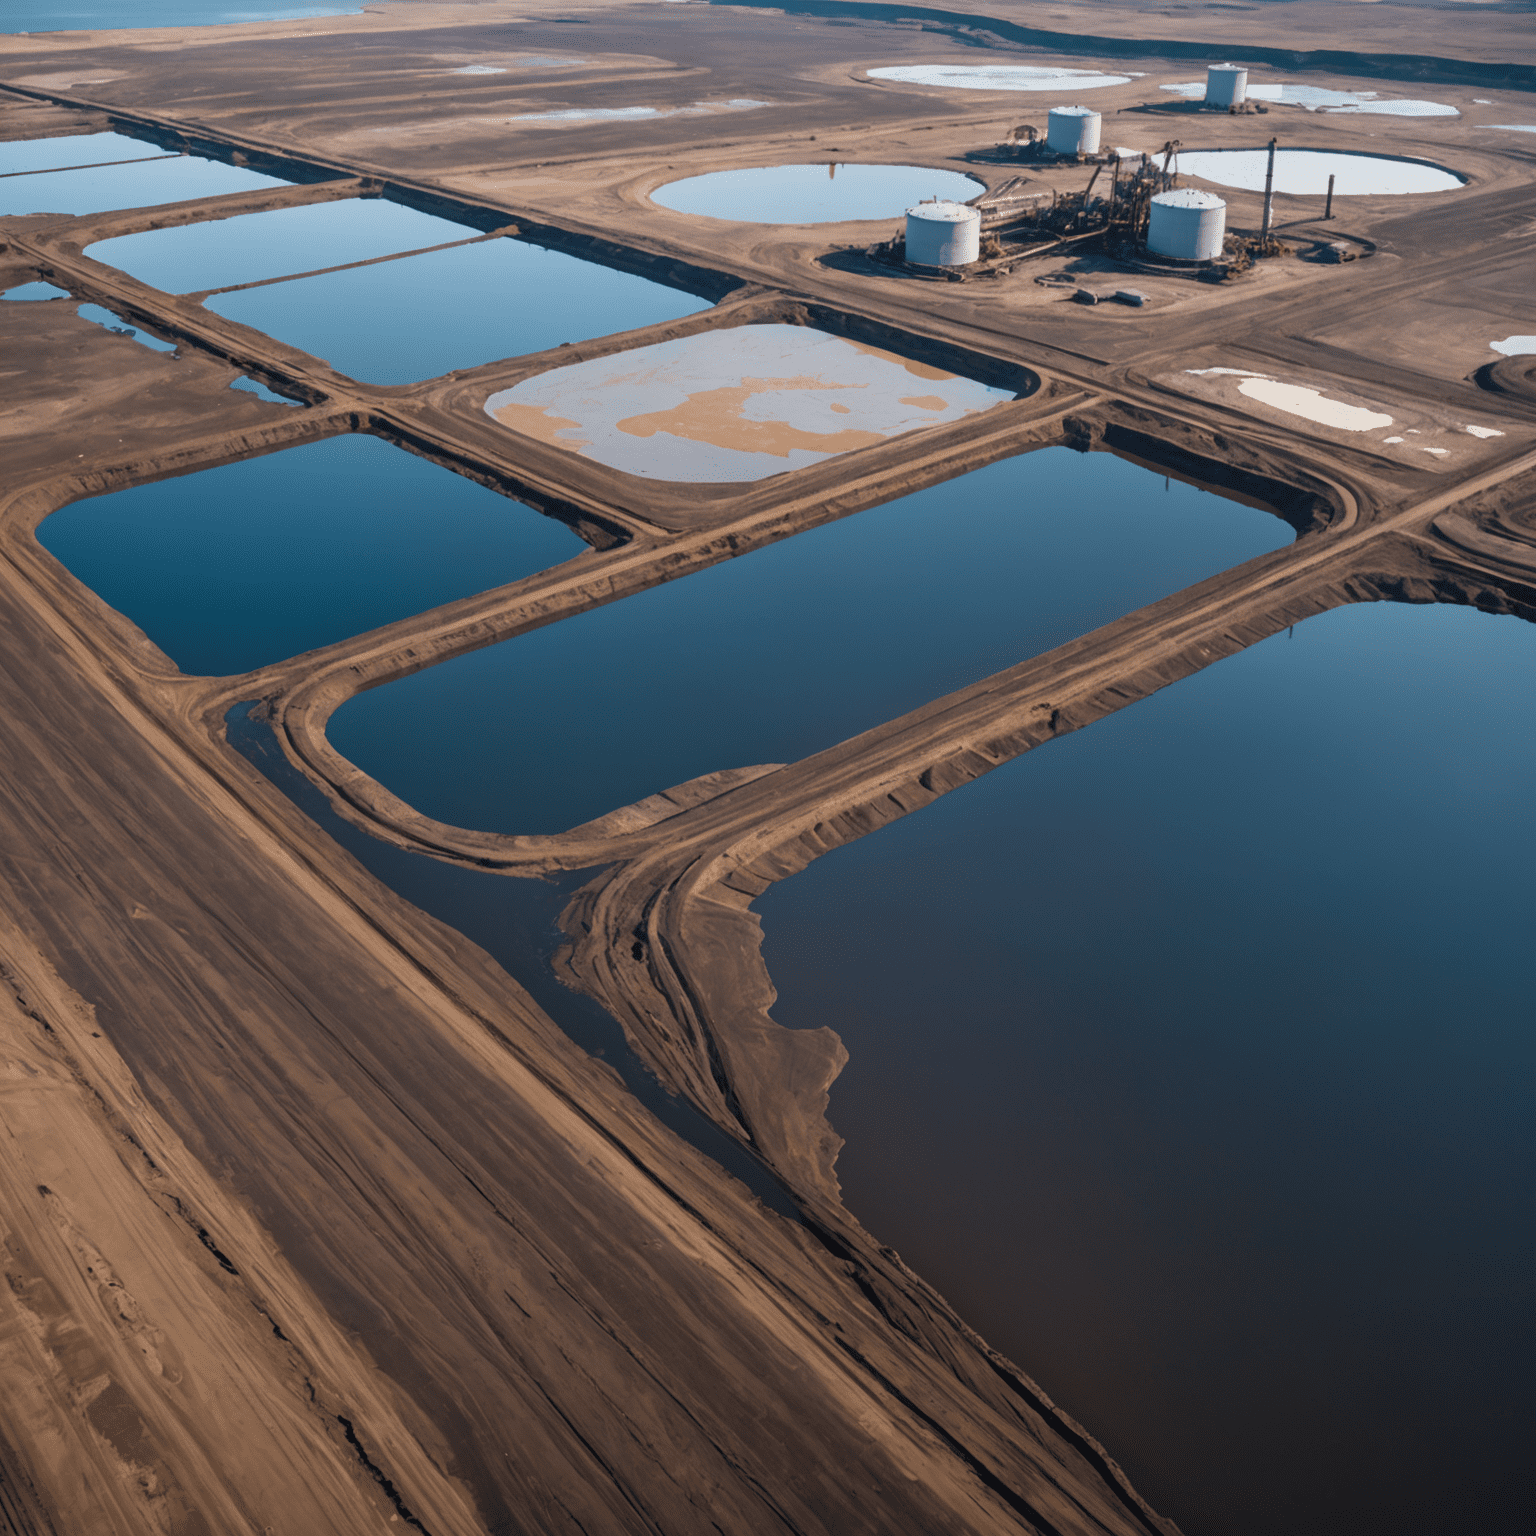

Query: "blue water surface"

xmin=6 ymin=1 xmax=353 ymax=31
xmin=0 ymin=154 xmax=289 ymax=217
xmin=206 ymin=236 xmax=714 ymax=382
xmin=328 ymin=448 xmax=1294 ymax=834
xmin=756 ymin=599 xmax=1535 ymax=1536
xmin=86 ymin=197 xmax=479 ymax=293
xmin=37 ymin=434 xmax=584 ymax=675
xmin=651 ymin=162 xmax=984 ymax=223
xmin=0 ymin=130 xmax=168 ymax=174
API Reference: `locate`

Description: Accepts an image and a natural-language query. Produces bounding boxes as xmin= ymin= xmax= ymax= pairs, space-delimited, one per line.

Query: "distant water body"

xmin=757 ymin=599 xmax=1535 ymax=1536
xmin=6 ymin=1 xmax=354 ymax=30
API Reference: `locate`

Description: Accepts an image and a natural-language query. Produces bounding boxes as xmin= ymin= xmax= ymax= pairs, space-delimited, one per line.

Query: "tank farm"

xmin=0 ymin=5 xmax=1532 ymax=1535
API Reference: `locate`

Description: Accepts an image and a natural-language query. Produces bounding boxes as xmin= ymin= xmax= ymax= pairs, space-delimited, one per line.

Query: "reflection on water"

xmin=328 ymin=448 xmax=1293 ymax=835
xmin=5 ymin=0 xmax=354 ymax=29
xmin=37 ymin=435 xmax=583 ymax=675
xmin=86 ymin=197 xmax=478 ymax=293
xmin=1178 ymin=148 xmax=1463 ymax=195
xmin=756 ymin=600 xmax=1535 ymax=1536
xmin=0 ymin=148 xmax=289 ymax=217
xmin=206 ymin=236 xmax=712 ymax=383
xmin=485 ymin=324 xmax=1013 ymax=481
xmin=650 ymin=162 xmax=984 ymax=223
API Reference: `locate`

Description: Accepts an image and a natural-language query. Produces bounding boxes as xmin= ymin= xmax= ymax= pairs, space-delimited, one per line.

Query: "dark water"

xmin=223 ymin=705 xmax=800 ymax=1222
xmin=755 ymin=600 xmax=1536 ymax=1536
xmin=37 ymin=435 xmax=583 ymax=676
xmin=0 ymin=131 xmax=169 ymax=174
xmin=0 ymin=152 xmax=288 ymax=217
xmin=205 ymin=236 xmax=714 ymax=383
xmin=6 ymin=1 xmax=353 ymax=31
xmin=329 ymin=448 xmax=1294 ymax=835
xmin=85 ymin=197 xmax=478 ymax=293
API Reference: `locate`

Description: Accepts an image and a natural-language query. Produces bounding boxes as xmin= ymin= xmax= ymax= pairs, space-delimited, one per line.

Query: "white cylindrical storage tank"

xmin=1046 ymin=106 xmax=1101 ymax=156
xmin=1205 ymin=64 xmax=1248 ymax=107
xmin=904 ymin=199 xmax=981 ymax=267
xmin=1147 ymin=189 xmax=1227 ymax=260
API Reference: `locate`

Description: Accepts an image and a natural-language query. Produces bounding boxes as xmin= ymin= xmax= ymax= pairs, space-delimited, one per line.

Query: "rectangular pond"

xmin=0 ymin=130 xmax=174 ymax=174
xmin=326 ymin=447 xmax=1295 ymax=834
xmin=204 ymin=235 xmax=715 ymax=383
xmin=755 ymin=599 xmax=1535 ymax=1536
xmin=36 ymin=434 xmax=585 ymax=676
xmin=0 ymin=147 xmax=292 ymax=217
xmin=84 ymin=196 xmax=483 ymax=293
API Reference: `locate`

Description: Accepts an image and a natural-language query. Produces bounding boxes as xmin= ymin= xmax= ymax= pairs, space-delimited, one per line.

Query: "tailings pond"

xmin=650 ymin=163 xmax=983 ymax=223
xmin=1178 ymin=148 xmax=1464 ymax=196
xmin=85 ymin=197 xmax=484 ymax=293
xmin=485 ymin=324 xmax=1013 ymax=480
xmin=36 ymin=434 xmax=584 ymax=676
xmin=201 ymin=227 xmax=713 ymax=382
xmin=756 ymin=600 xmax=1535 ymax=1536
xmin=0 ymin=137 xmax=291 ymax=216
xmin=5 ymin=1 xmax=354 ymax=27
xmin=326 ymin=448 xmax=1294 ymax=835
xmin=867 ymin=64 xmax=1134 ymax=92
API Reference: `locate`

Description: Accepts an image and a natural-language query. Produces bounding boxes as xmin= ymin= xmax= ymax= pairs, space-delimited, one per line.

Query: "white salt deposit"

xmin=1178 ymin=148 xmax=1462 ymax=196
xmin=1491 ymin=125 xmax=1536 ymax=134
xmin=1237 ymin=378 xmax=1393 ymax=431
xmin=1383 ymin=436 xmax=1405 ymax=444
xmin=1185 ymin=368 xmax=1393 ymax=431
xmin=869 ymin=64 xmax=1133 ymax=92
xmin=1420 ymin=447 xmax=1449 ymax=456
xmin=1159 ymin=80 xmax=1456 ymax=116
xmin=1465 ymin=425 xmax=1505 ymax=439
xmin=450 ymin=65 xmax=506 ymax=75
xmin=1490 ymin=337 xmax=1536 ymax=355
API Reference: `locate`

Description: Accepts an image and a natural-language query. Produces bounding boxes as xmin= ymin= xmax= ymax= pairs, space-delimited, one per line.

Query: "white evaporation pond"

xmin=511 ymin=99 xmax=766 ymax=124
xmin=484 ymin=324 xmax=1014 ymax=482
xmin=652 ymin=162 xmax=983 ymax=223
xmin=868 ymin=64 xmax=1134 ymax=91
xmin=1159 ymin=81 xmax=1457 ymax=115
xmin=1491 ymin=336 xmax=1536 ymax=355
xmin=1178 ymin=148 xmax=1462 ymax=195
xmin=1491 ymin=125 xmax=1536 ymax=134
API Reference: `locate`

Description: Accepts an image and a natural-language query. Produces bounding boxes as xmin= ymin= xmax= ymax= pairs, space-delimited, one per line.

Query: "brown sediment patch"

xmin=900 ymin=395 xmax=949 ymax=411
xmin=615 ymin=377 xmax=886 ymax=458
xmin=846 ymin=338 xmax=955 ymax=382
xmin=491 ymin=400 xmax=589 ymax=450
xmin=829 ymin=402 xmax=850 ymax=413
